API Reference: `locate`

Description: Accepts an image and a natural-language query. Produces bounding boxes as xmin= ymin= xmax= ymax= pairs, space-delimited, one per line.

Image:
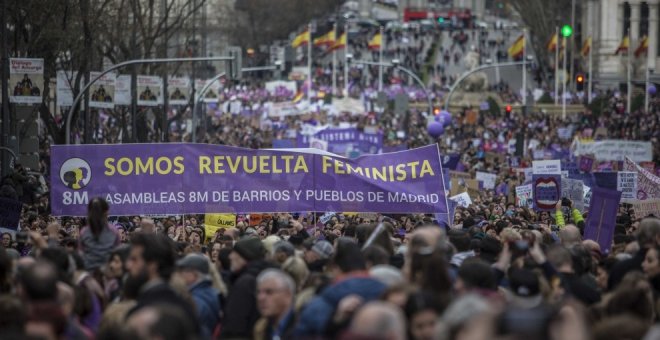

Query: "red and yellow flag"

xmin=331 ymin=32 xmax=347 ymax=51
xmin=313 ymin=30 xmax=335 ymax=47
xmin=508 ymin=34 xmax=525 ymax=59
xmin=581 ymin=37 xmax=592 ymax=57
xmin=615 ymin=36 xmax=629 ymax=55
xmin=291 ymin=30 xmax=311 ymax=48
xmin=635 ymin=36 xmax=648 ymax=57
xmin=368 ymin=33 xmax=382 ymax=50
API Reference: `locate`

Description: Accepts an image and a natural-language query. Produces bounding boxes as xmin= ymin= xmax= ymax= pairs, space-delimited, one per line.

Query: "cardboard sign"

xmin=204 ymin=213 xmax=236 ymax=239
xmin=449 ymin=192 xmax=472 ymax=208
xmin=476 ymin=172 xmax=497 ymax=190
xmin=617 ymin=172 xmax=638 ymax=201
xmin=533 ymin=160 xmax=562 ymax=175
xmin=449 ymin=171 xmax=472 ymax=180
xmin=532 ymin=174 xmax=562 ymax=211
xmin=450 ymin=178 xmax=480 ymax=197
xmin=515 ymin=184 xmax=533 ymax=208
xmin=561 ymin=178 xmax=584 ymax=211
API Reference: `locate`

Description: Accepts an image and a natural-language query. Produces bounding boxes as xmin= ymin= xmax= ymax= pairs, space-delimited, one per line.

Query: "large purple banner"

xmin=51 ymin=144 xmax=448 ymax=216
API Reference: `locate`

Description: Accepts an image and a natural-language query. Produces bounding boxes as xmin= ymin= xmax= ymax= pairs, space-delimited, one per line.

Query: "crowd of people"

xmin=1 ymin=11 xmax=660 ymax=340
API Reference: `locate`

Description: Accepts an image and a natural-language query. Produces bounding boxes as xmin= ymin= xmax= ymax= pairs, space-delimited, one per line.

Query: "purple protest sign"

xmin=532 ymin=174 xmax=561 ymax=211
xmin=584 ymin=187 xmax=622 ymax=252
xmin=578 ymin=156 xmax=595 ymax=173
xmin=51 ymin=144 xmax=448 ymax=216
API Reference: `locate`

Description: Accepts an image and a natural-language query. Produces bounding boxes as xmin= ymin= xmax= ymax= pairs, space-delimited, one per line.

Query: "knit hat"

xmin=311 ymin=240 xmax=334 ymax=260
xmin=233 ymin=236 xmax=265 ymax=262
xmin=506 ymin=268 xmax=542 ymax=309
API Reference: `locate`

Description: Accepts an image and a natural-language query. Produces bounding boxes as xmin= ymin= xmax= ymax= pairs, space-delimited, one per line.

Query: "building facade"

xmin=586 ymin=0 xmax=660 ymax=84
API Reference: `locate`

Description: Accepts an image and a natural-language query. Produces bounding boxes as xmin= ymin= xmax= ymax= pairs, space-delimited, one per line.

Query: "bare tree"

xmin=508 ymin=0 xmax=574 ymax=85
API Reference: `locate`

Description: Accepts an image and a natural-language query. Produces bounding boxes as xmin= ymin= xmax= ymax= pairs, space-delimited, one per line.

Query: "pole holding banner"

xmin=332 ymin=23 xmax=338 ymax=96
xmin=378 ymin=26 xmax=384 ymax=92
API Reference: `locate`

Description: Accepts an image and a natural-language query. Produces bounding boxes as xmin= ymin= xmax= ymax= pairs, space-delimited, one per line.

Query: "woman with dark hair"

xmin=404 ymin=291 xmax=446 ymax=340
xmin=79 ymin=197 xmax=119 ymax=272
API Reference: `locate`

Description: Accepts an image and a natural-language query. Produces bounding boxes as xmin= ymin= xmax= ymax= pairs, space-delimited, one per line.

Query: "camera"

xmin=16 ymin=231 xmax=28 ymax=245
xmin=510 ymin=240 xmax=529 ymax=258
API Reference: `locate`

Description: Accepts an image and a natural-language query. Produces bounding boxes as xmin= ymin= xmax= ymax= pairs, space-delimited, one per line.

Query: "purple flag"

xmin=584 ymin=187 xmax=622 ymax=252
xmin=51 ymin=144 xmax=448 ymax=216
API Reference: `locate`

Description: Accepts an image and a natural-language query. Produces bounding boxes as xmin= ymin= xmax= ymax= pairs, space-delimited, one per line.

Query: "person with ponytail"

xmin=79 ymin=197 xmax=119 ymax=272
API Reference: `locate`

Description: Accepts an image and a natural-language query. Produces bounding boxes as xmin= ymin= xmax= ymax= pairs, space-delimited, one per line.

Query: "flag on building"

xmin=547 ymin=34 xmax=558 ymax=52
xmin=615 ymin=36 xmax=629 ymax=55
xmin=581 ymin=36 xmax=592 ymax=57
xmin=508 ymin=34 xmax=525 ymax=59
xmin=291 ymin=29 xmax=311 ymax=48
xmin=314 ymin=30 xmax=335 ymax=47
xmin=368 ymin=32 xmax=382 ymax=50
xmin=635 ymin=36 xmax=649 ymax=57
xmin=331 ymin=32 xmax=347 ymax=51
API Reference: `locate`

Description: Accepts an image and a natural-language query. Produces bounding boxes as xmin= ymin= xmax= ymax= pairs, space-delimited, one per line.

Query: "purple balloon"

xmin=427 ymin=121 xmax=444 ymax=138
xmin=649 ymin=84 xmax=657 ymax=95
xmin=434 ymin=110 xmax=452 ymax=126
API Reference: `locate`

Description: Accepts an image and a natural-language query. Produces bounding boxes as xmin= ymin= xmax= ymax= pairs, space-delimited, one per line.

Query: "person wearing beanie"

xmin=304 ymin=240 xmax=334 ymax=273
xmin=222 ymin=236 xmax=276 ymax=339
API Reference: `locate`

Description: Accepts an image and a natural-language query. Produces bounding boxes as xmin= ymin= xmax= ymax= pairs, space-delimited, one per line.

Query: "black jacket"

xmin=130 ymin=281 xmax=200 ymax=335
xmin=221 ymin=260 xmax=277 ymax=339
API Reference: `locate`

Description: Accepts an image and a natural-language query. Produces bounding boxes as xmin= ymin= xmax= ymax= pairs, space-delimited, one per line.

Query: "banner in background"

xmin=168 ymin=77 xmax=190 ymax=105
xmin=56 ymin=71 xmax=77 ymax=107
xmin=51 ymin=144 xmax=448 ymax=216
xmin=532 ymin=174 xmax=561 ymax=211
xmin=89 ymin=72 xmax=116 ymax=109
xmin=572 ymin=139 xmax=653 ymax=162
xmin=137 ymin=76 xmax=163 ymax=106
xmin=631 ymin=199 xmax=660 ymax=219
xmin=515 ymin=184 xmax=533 ymax=208
xmin=297 ymin=128 xmax=383 ymax=156
xmin=623 ymin=157 xmax=660 ymax=200
xmin=204 ymin=213 xmax=236 ymax=239
xmin=115 ymin=75 xmax=131 ymax=105
xmin=584 ymin=187 xmax=622 ymax=252
xmin=9 ymin=58 xmax=44 ymax=104
xmin=265 ymin=80 xmax=297 ymax=94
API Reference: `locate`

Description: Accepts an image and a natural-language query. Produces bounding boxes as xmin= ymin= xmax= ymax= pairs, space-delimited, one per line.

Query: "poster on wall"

xmin=137 ymin=76 xmax=163 ymax=106
xmin=88 ymin=72 xmax=116 ymax=109
xmin=168 ymin=77 xmax=190 ymax=105
xmin=9 ymin=58 xmax=44 ymax=104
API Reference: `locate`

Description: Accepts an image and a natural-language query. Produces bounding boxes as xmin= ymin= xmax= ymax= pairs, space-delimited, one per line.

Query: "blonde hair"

xmin=500 ymin=227 xmax=521 ymax=243
xmin=282 ymin=256 xmax=309 ymax=292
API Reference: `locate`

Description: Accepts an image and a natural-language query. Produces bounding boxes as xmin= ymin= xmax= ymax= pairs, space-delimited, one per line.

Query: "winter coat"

xmin=189 ymin=279 xmax=221 ymax=338
xmin=293 ymin=274 xmax=386 ymax=337
xmin=221 ymin=260 xmax=277 ymax=339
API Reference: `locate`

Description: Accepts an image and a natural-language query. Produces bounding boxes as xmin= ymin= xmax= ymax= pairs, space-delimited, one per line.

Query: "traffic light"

xmin=505 ymin=105 xmax=512 ymax=114
xmin=561 ymin=25 xmax=573 ymax=38
xmin=576 ymin=73 xmax=585 ymax=91
xmin=438 ymin=17 xmax=445 ymax=24
xmin=433 ymin=107 xmax=441 ymax=115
